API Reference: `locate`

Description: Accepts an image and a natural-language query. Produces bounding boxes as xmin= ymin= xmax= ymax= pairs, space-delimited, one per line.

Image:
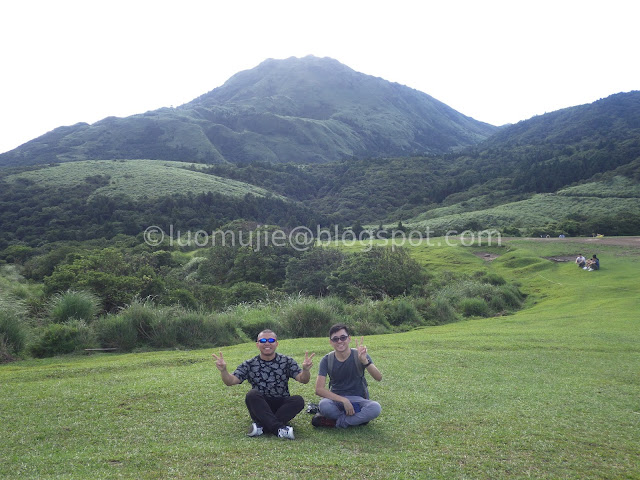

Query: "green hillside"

xmin=404 ymin=175 xmax=640 ymax=234
xmin=4 ymin=160 xmax=280 ymax=200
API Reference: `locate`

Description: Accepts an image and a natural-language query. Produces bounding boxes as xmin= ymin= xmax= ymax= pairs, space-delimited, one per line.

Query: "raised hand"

xmin=302 ymin=351 xmax=316 ymax=371
xmin=355 ymin=336 xmax=368 ymax=364
xmin=211 ymin=351 xmax=227 ymax=371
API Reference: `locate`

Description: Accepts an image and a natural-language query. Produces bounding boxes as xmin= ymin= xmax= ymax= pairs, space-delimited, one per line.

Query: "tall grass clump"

xmin=29 ymin=319 xmax=97 ymax=358
xmin=435 ymin=277 xmax=525 ymax=318
xmin=280 ymin=296 xmax=342 ymax=338
xmin=94 ymin=314 xmax=138 ymax=352
xmin=422 ymin=297 xmax=460 ymax=326
xmin=379 ymin=297 xmax=423 ymax=328
xmin=49 ymin=289 xmax=100 ymax=323
xmin=344 ymin=300 xmax=391 ymax=335
xmin=460 ymin=297 xmax=491 ymax=317
xmin=0 ymin=307 xmax=28 ymax=361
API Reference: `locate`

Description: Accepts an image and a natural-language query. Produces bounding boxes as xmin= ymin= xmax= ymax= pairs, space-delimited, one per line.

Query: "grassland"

xmin=1 ymin=238 xmax=639 ymax=479
xmin=4 ymin=160 xmax=280 ymax=200
xmin=405 ymin=175 xmax=640 ymax=231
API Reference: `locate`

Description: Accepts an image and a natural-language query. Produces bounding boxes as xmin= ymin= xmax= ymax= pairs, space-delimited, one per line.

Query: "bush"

xmin=460 ymin=298 xmax=490 ymax=317
xmin=422 ymin=298 xmax=459 ymax=326
xmin=328 ymin=247 xmax=428 ymax=300
xmin=281 ymin=297 xmax=340 ymax=338
xmin=498 ymin=284 xmax=526 ymax=309
xmin=227 ymin=282 xmax=272 ymax=305
xmin=119 ymin=299 xmax=157 ymax=342
xmin=29 ymin=320 xmax=97 ymax=358
xmin=94 ymin=314 xmax=138 ymax=352
xmin=380 ymin=297 xmax=423 ymax=327
xmin=49 ymin=290 xmax=100 ymax=323
xmin=344 ymin=301 xmax=391 ymax=336
xmin=0 ymin=308 xmax=27 ymax=360
xmin=146 ymin=307 xmax=178 ymax=348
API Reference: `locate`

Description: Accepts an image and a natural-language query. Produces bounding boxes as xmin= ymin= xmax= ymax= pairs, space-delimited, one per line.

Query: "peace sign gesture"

xmin=354 ymin=336 xmax=368 ymax=364
xmin=302 ymin=351 xmax=316 ymax=371
xmin=211 ymin=350 xmax=227 ymax=371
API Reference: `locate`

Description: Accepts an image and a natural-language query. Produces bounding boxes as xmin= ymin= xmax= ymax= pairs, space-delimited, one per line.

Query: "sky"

xmin=1 ymin=0 xmax=639 ymax=155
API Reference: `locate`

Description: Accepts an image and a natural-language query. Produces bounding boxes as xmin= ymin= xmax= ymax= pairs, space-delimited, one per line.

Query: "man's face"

xmin=329 ymin=329 xmax=350 ymax=352
xmin=256 ymin=332 xmax=278 ymax=357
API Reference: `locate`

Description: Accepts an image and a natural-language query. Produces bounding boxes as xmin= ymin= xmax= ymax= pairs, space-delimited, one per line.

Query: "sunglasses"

xmin=330 ymin=334 xmax=349 ymax=343
xmin=258 ymin=338 xmax=277 ymax=344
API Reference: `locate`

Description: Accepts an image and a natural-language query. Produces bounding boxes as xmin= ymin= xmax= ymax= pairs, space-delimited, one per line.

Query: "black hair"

xmin=329 ymin=323 xmax=350 ymax=337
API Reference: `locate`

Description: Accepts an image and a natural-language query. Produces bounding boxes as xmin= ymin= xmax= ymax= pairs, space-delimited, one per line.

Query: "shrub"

xmin=119 ymin=299 xmax=157 ymax=343
xmin=284 ymin=247 xmax=344 ymax=296
xmin=344 ymin=301 xmax=391 ymax=336
xmin=49 ymin=290 xmax=100 ymax=323
xmin=146 ymin=307 xmax=178 ymax=348
xmin=422 ymin=298 xmax=459 ymax=326
xmin=164 ymin=289 xmax=199 ymax=309
xmin=174 ymin=311 xmax=214 ymax=347
xmin=380 ymin=297 xmax=422 ymax=327
xmin=227 ymin=282 xmax=272 ymax=305
xmin=498 ymin=284 xmax=526 ymax=309
xmin=281 ymin=297 xmax=339 ymax=338
xmin=479 ymin=272 xmax=507 ymax=286
xmin=0 ymin=308 xmax=27 ymax=360
xmin=29 ymin=320 xmax=97 ymax=358
xmin=94 ymin=314 xmax=138 ymax=352
xmin=328 ymin=246 xmax=428 ymax=300
xmin=460 ymin=298 xmax=490 ymax=317
xmin=203 ymin=314 xmax=247 ymax=347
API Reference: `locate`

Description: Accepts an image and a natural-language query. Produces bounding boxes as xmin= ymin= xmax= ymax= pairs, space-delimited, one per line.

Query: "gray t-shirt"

xmin=318 ymin=349 xmax=372 ymax=398
xmin=233 ymin=353 xmax=302 ymax=397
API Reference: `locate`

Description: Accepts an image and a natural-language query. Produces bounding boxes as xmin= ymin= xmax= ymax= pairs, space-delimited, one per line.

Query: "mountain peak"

xmin=0 ymin=56 xmax=497 ymax=167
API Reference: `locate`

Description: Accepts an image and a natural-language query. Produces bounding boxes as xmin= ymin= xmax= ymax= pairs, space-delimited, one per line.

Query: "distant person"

xmin=585 ymin=254 xmax=600 ymax=271
xmin=212 ymin=329 xmax=315 ymax=439
xmin=576 ymin=254 xmax=586 ymax=268
xmin=312 ymin=324 xmax=382 ymax=428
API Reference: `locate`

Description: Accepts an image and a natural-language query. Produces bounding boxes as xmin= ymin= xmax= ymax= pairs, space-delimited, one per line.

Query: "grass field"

xmin=4 ymin=160 xmax=279 ymax=200
xmin=1 ymin=238 xmax=639 ymax=479
xmin=405 ymin=175 xmax=640 ymax=231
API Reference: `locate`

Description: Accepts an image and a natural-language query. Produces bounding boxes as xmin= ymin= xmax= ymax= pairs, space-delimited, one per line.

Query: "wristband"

xmin=363 ymin=361 xmax=372 ymax=368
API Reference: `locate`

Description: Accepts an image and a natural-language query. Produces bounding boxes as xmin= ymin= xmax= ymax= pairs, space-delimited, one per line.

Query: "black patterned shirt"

xmin=233 ymin=353 xmax=302 ymax=397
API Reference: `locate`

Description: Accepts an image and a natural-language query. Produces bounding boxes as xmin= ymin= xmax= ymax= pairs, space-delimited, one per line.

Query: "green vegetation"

xmin=4 ymin=160 xmax=279 ymax=200
xmin=1 ymin=238 xmax=638 ymax=479
xmin=0 ymin=231 xmax=527 ymax=360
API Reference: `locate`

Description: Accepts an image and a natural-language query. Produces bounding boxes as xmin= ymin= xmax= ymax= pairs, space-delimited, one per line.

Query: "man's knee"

xmin=367 ymin=401 xmax=382 ymax=418
xmin=290 ymin=395 xmax=304 ymax=410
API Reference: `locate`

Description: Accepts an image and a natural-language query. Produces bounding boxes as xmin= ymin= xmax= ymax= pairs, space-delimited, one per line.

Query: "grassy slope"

xmin=405 ymin=176 xmax=640 ymax=230
xmin=1 ymin=239 xmax=639 ymax=479
xmin=4 ymin=160 xmax=280 ymax=200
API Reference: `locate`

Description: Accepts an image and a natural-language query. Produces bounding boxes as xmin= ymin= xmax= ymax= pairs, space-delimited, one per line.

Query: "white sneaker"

xmin=247 ymin=423 xmax=263 ymax=437
xmin=277 ymin=426 xmax=295 ymax=440
xmin=588 ymin=268 xmax=593 ymax=271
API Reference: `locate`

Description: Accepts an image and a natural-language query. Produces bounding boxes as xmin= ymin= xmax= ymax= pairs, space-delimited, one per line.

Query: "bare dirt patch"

xmin=473 ymin=252 xmax=500 ymax=261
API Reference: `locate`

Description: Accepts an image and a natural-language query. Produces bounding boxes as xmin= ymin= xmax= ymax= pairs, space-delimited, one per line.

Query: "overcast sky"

xmin=1 ymin=0 xmax=638 ymax=155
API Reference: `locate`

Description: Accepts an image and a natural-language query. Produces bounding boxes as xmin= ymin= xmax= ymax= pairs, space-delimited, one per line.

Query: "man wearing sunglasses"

xmin=212 ymin=329 xmax=315 ymax=439
xmin=313 ymin=323 xmax=382 ymax=428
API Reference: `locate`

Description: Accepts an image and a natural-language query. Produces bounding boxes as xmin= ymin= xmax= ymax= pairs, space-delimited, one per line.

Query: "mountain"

xmin=0 ymin=56 xmax=497 ymax=167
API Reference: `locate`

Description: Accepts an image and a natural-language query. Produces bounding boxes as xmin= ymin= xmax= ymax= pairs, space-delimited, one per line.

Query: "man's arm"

xmin=365 ymin=362 xmax=382 ymax=382
xmin=212 ymin=351 xmax=241 ymax=386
